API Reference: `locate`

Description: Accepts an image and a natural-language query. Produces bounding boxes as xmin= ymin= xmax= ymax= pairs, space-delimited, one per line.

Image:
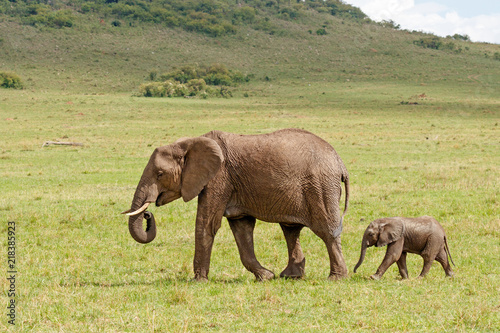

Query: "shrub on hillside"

xmin=379 ymin=20 xmax=400 ymax=30
xmin=316 ymin=28 xmax=327 ymax=35
xmin=413 ymin=37 xmax=456 ymax=51
xmin=22 ymin=5 xmax=75 ymax=28
xmin=232 ymin=7 xmax=256 ymax=23
xmin=0 ymin=72 xmax=23 ymax=89
xmin=448 ymin=34 xmax=470 ymax=41
xmin=279 ymin=6 xmax=302 ymax=20
xmin=49 ymin=10 xmax=74 ymax=28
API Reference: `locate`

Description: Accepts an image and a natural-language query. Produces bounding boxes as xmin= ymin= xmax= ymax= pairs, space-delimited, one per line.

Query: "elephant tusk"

xmin=120 ymin=209 xmax=132 ymax=214
xmin=123 ymin=202 xmax=151 ymax=216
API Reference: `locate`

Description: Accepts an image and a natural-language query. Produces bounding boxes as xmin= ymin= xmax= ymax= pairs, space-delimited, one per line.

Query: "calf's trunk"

xmin=353 ymin=234 xmax=368 ymax=273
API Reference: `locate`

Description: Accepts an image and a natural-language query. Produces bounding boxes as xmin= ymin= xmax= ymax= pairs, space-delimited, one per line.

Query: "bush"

xmin=173 ymin=83 xmax=189 ymax=97
xmin=316 ymin=28 xmax=327 ymax=35
xmin=414 ymin=37 xmax=457 ymax=51
xmin=139 ymin=80 xmax=207 ymax=98
xmin=0 ymin=72 xmax=23 ymax=89
xmin=448 ymin=34 xmax=470 ymax=41
xmin=279 ymin=7 xmax=301 ymax=20
xmin=160 ymin=65 xmax=197 ymax=83
xmin=139 ymin=82 xmax=166 ymax=97
xmin=49 ymin=10 xmax=74 ymax=28
xmin=204 ymin=73 xmax=232 ymax=86
xmin=232 ymin=7 xmax=256 ymax=23
xmin=414 ymin=37 xmax=442 ymax=50
xmin=140 ymin=63 xmax=251 ymax=98
xmin=379 ymin=20 xmax=400 ymax=30
xmin=24 ymin=8 xmax=75 ymax=28
xmin=158 ymin=64 xmax=249 ymax=87
xmin=186 ymin=79 xmax=207 ymax=92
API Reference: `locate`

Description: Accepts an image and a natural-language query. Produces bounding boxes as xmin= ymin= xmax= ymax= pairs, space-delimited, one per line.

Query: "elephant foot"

xmin=328 ymin=272 xmax=348 ymax=281
xmin=280 ymin=271 xmax=304 ymax=280
xmin=328 ymin=265 xmax=348 ymax=280
xmin=280 ymin=260 xmax=305 ymax=279
xmin=192 ymin=276 xmax=209 ymax=283
xmin=255 ymin=269 xmax=275 ymax=281
xmin=370 ymin=274 xmax=381 ymax=280
xmin=193 ymin=271 xmax=209 ymax=282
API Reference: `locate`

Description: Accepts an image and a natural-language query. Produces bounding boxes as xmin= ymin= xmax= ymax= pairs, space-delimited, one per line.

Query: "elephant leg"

xmin=279 ymin=223 xmax=305 ymax=279
xmin=193 ymin=218 xmax=221 ymax=282
xmin=418 ymin=253 xmax=436 ymax=278
xmin=228 ymin=216 xmax=275 ymax=281
xmin=309 ymin=225 xmax=347 ymax=280
xmin=192 ymin=196 xmax=226 ymax=282
xmin=371 ymin=238 xmax=403 ymax=280
xmin=396 ymin=251 xmax=409 ymax=279
xmin=435 ymin=247 xmax=454 ymax=277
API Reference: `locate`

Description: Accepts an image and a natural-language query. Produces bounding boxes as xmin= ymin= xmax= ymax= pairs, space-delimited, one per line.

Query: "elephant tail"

xmin=341 ymin=172 xmax=349 ymax=219
xmin=444 ymin=236 xmax=455 ymax=266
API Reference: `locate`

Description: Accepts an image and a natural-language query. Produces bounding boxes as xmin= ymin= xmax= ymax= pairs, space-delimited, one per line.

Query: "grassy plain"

xmin=1 ymin=79 xmax=498 ymax=332
xmin=1 ymin=9 xmax=500 ymax=332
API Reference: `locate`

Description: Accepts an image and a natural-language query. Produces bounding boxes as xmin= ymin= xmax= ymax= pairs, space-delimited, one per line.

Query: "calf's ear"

xmin=377 ymin=220 xmax=404 ymax=247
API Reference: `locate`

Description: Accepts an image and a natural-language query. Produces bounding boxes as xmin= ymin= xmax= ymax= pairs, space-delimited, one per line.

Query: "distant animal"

xmin=353 ymin=216 xmax=454 ymax=279
xmin=122 ymin=129 xmax=350 ymax=281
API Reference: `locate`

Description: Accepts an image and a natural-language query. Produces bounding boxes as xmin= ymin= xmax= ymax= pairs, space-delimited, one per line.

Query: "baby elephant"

xmin=353 ymin=216 xmax=454 ymax=279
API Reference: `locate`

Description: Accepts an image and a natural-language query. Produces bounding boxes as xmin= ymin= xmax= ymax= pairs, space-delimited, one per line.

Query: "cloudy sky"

xmin=346 ymin=0 xmax=500 ymax=44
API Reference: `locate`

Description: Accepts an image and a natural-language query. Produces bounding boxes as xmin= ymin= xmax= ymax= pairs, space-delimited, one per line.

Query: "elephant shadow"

xmin=77 ymin=276 xmax=255 ymax=288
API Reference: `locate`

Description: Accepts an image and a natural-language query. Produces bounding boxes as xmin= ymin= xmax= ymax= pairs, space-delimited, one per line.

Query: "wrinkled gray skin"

xmin=353 ymin=216 xmax=455 ymax=280
xmin=126 ymin=129 xmax=350 ymax=281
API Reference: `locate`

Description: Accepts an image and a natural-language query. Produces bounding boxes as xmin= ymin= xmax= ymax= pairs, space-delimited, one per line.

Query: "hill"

xmin=1 ymin=0 xmax=499 ymax=94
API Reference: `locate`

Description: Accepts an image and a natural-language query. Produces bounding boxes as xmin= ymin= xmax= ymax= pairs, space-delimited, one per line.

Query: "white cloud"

xmin=360 ymin=0 xmax=414 ymax=21
xmin=347 ymin=0 xmax=500 ymax=44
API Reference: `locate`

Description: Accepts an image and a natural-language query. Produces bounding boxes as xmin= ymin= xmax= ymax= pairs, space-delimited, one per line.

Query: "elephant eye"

xmin=157 ymin=171 xmax=164 ymax=179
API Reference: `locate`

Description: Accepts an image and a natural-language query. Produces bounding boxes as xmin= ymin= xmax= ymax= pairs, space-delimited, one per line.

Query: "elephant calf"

xmin=353 ymin=216 xmax=454 ymax=279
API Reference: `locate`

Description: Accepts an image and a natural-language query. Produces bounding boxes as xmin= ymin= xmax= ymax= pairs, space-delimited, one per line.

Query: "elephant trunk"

xmin=128 ymin=211 xmax=156 ymax=244
xmin=353 ymin=234 xmax=368 ymax=273
xmin=127 ymin=179 xmax=157 ymax=244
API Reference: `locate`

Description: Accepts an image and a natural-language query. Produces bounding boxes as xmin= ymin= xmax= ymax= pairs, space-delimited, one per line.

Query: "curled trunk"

xmin=353 ymin=234 xmax=368 ymax=273
xmin=129 ymin=211 xmax=156 ymax=244
xmin=128 ymin=179 xmax=158 ymax=244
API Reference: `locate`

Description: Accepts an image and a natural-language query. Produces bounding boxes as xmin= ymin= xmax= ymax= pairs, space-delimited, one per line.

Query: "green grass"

xmin=0 ymin=7 xmax=499 ymax=332
xmin=1 ymin=79 xmax=498 ymax=331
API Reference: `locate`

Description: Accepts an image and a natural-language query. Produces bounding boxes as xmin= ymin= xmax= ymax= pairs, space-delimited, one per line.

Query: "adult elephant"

xmin=122 ymin=129 xmax=350 ymax=281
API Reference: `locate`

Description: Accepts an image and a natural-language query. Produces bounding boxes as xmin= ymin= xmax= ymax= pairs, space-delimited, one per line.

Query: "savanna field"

xmin=1 ymin=1 xmax=499 ymax=331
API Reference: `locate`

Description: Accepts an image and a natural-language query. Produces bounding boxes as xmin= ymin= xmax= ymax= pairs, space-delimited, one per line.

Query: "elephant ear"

xmin=176 ymin=137 xmax=224 ymax=202
xmin=377 ymin=219 xmax=404 ymax=247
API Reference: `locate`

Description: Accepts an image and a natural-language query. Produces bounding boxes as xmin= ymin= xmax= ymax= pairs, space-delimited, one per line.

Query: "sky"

xmin=346 ymin=0 xmax=500 ymax=44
